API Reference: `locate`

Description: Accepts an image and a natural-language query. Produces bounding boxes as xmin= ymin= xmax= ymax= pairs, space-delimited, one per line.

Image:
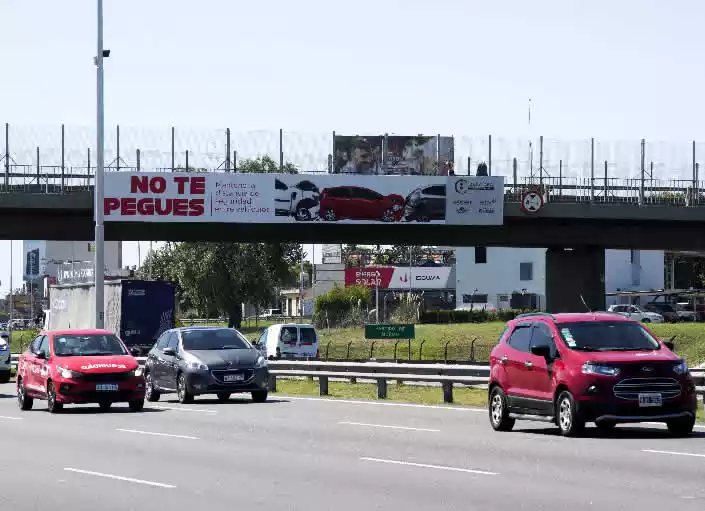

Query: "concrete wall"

xmin=455 ymin=247 xmax=664 ymax=310
xmin=455 ymin=247 xmax=547 ymax=308
xmin=313 ymin=263 xmax=345 ymax=297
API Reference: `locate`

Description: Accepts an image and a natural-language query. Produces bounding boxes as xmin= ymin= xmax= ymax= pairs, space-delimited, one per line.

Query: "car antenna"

xmin=579 ymin=294 xmax=592 ymax=313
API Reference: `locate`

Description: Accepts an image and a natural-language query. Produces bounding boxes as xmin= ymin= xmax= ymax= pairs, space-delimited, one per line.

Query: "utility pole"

xmin=94 ymin=0 xmax=107 ymax=329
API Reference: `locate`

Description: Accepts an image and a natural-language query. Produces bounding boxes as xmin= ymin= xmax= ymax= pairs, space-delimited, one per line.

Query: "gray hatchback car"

xmin=144 ymin=326 xmax=270 ymax=404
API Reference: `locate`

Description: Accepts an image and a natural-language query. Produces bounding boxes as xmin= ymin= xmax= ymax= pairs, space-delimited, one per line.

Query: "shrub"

xmin=314 ymin=284 xmax=372 ymax=328
xmin=419 ymin=308 xmax=535 ymax=324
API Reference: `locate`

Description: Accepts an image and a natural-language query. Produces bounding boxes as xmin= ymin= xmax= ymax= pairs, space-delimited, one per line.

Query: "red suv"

xmin=16 ymin=329 xmax=146 ymax=413
xmin=488 ymin=312 xmax=697 ymax=436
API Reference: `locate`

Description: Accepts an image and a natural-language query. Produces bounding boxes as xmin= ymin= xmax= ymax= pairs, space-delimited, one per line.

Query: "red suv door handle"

xmin=524 ymin=361 xmax=533 ymax=368
xmin=500 ymin=356 xmax=508 ymax=365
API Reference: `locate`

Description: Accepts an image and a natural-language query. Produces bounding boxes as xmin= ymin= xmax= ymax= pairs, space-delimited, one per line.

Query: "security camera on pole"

xmin=94 ymin=0 xmax=110 ymax=329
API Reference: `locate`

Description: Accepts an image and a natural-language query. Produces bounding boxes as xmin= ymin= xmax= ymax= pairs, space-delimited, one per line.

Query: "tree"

xmin=140 ymin=157 xmax=306 ymax=327
xmin=237 ymin=155 xmax=298 ymax=174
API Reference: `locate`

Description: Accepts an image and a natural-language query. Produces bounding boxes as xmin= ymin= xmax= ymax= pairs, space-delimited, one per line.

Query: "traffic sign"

xmin=520 ymin=190 xmax=544 ymax=214
xmin=365 ymin=324 xmax=415 ymax=339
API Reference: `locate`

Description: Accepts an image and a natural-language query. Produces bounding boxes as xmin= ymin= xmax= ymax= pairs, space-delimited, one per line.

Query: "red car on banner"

xmin=320 ymin=186 xmax=405 ymax=222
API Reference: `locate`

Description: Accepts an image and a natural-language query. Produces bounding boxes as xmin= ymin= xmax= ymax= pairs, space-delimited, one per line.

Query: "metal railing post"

xmin=639 ymin=139 xmax=646 ymax=206
xmin=590 ymin=137 xmax=595 ymax=201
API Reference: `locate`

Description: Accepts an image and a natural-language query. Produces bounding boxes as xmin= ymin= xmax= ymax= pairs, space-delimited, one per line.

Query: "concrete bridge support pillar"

xmin=545 ymin=247 xmax=605 ymax=313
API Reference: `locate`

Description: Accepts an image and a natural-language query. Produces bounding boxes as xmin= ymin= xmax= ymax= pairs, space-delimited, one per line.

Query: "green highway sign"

xmin=365 ymin=324 xmax=415 ymax=340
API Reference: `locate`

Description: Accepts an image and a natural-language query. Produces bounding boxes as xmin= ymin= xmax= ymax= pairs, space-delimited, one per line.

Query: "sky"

xmin=1 ymin=0 xmax=704 ymax=295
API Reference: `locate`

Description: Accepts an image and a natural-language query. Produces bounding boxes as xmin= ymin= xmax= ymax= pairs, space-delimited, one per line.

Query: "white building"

xmin=455 ymin=247 xmax=664 ymax=309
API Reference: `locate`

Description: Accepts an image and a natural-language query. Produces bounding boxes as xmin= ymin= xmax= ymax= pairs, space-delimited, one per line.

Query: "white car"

xmin=253 ymin=323 xmax=319 ymax=359
xmin=274 ymin=178 xmax=320 ymax=221
xmin=676 ymin=303 xmax=697 ymax=321
xmin=607 ymin=304 xmax=664 ymax=323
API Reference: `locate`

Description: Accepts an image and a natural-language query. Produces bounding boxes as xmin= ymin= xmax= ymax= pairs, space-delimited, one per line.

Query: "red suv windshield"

xmin=556 ymin=321 xmax=660 ymax=352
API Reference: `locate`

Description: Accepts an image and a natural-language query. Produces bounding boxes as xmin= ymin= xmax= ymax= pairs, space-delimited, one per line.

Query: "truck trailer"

xmin=46 ymin=279 xmax=176 ymax=355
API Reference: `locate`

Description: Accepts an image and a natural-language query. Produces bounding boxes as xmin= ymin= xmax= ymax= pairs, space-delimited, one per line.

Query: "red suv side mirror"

xmin=530 ymin=345 xmax=551 ymax=358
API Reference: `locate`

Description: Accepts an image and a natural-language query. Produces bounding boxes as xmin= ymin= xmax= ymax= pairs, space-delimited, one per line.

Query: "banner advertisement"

xmin=332 ymin=136 xmax=384 ymax=174
xmin=104 ymin=172 xmax=275 ymax=223
xmin=23 ymin=240 xmax=46 ymax=281
xmin=385 ymin=136 xmax=454 ymax=176
xmin=321 ymin=243 xmax=342 ymax=264
xmin=104 ymin=172 xmax=504 ymax=225
xmin=333 ymin=135 xmax=454 ymax=176
xmin=445 ymin=175 xmax=504 ymax=225
xmin=345 ymin=266 xmax=454 ymax=290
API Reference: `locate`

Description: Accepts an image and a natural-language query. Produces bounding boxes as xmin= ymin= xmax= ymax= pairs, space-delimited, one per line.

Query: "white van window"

xmin=280 ymin=327 xmax=298 ymax=345
xmin=300 ymin=328 xmax=316 ymax=345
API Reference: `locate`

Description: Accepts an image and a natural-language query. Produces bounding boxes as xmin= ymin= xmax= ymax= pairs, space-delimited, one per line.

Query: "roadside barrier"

xmin=10 ymin=355 xmax=705 ymax=404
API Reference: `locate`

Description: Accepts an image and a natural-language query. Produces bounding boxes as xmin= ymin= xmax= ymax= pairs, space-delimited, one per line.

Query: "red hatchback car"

xmin=488 ymin=312 xmax=697 ymax=436
xmin=319 ymin=186 xmax=404 ymax=222
xmin=16 ymin=329 xmax=146 ymax=413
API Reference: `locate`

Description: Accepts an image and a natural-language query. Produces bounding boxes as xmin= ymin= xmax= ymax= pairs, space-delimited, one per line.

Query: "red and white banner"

xmin=103 ymin=172 xmax=274 ymax=223
xmin=102 ymin=171 xmax=504 ymax=225
xmin=345 ymin=266 xmax=453 ymax=290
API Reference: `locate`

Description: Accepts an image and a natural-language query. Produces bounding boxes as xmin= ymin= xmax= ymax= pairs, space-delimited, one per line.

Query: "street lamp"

xmin=94 ymin=0 xmax=109 ymax=329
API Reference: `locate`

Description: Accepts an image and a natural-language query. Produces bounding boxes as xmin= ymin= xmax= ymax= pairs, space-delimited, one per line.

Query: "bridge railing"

xmin=3 ymin=165 xmax=705 ymax=206
xmin=8 ymin=356 xmax=705 ymax=404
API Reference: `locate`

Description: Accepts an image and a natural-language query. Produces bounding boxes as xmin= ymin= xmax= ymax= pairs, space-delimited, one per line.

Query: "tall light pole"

xmin=8 ymin=240 xmax=13 ymax=338
xmin=94 ymin=0 xmax=106 ymax=329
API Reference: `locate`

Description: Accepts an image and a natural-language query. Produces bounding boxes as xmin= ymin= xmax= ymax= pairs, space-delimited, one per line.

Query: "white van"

xmin=254 ymin=323 xmax=319 ymax=359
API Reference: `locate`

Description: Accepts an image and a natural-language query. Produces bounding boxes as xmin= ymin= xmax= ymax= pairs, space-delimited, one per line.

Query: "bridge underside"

xmin=3 ymin=208 xmax=705 ymax=250
xmin=546 ymin=247 xmax=606 ymax=313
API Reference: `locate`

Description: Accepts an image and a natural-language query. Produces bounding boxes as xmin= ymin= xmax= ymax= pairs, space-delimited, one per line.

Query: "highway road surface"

xmin=0 ymin=381 xmax=704 ymax=511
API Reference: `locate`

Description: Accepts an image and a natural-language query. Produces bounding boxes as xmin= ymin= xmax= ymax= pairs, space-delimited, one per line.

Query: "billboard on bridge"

xmin=332 ymin=135 xmax=454 ymax=175
xmin=103 ymin=172 xmax=503 ymax=225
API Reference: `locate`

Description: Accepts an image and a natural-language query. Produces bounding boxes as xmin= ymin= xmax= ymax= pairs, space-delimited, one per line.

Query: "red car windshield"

xmin=54 ymin=334 xmax=127 ymax=357
xmin=556 ymin=321 xmax=661 ymax=352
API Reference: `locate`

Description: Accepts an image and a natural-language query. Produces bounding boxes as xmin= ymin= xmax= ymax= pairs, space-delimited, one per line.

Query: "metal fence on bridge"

xmin=2 ymin=122 xmax=705 ymax=206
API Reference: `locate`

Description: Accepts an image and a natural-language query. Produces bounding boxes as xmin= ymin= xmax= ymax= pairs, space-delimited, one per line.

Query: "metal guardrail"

xmin=8 ymin=356 xmax=705 ymax=404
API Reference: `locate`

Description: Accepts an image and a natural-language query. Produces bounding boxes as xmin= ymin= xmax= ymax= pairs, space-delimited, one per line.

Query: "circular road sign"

xmin=521 ymin=190 xmax=544 ymax=214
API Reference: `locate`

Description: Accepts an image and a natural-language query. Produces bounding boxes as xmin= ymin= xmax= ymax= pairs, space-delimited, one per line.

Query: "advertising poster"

xmin=445 ymin=176 xmax=505 ymax=225
xmin=345 ymin=266 xmax=454 ymax=290
xmin=333 ymin=135 xmax=454 ymax=176
xmin=275 ymin=174 xmax=447 ymax=224
xmin=104 ymin=172 xmax=504 ymax=226
xmin=385 ymin=136 xmax=454 ymax=176
xmin=23 ymin=240 xmax=46 ymax=281
xmin=321 ymin=244 xmax=342 ymax=264
xmin=104 ymin=172 xmax=276 ymax=223
xmin=332 ymin=135 xmax=384 ymax=175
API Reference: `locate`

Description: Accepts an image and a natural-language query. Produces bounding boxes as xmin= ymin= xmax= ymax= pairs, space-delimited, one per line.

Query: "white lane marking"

xmin=63 ymin=468 xmax=176 ymax=488
xmin=339 ymin=421 xmax=440 ymax=432
xmin=117 ymin=428 xmax=199 ymax=440
xmin=360 ymin=457 xmax=498 ymax=476
xmin=0 ymin=416 xmax=23 ymax=420
xmin=283 ymin=396 xmax=484 ymax=412
xmin=642 ymin=421 xmax=705 ymax=429
xmin=642 ymin=449 xmax=705 ymax=459
xmin=149 ymin=405 xmax=217 ymax=414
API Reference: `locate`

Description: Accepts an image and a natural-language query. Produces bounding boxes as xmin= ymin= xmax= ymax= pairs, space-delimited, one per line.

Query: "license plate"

xmin=224 ymin=374 xmax=244 ymax=382
xmin=96 ymin=384 xmax=118 ymax=392
xmin=638 ymin=393 xmax=662 ymax=407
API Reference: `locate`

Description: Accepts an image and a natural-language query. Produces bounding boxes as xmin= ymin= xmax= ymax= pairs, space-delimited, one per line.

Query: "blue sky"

xmin=1 ymin=0 xmax=704 ymax=295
